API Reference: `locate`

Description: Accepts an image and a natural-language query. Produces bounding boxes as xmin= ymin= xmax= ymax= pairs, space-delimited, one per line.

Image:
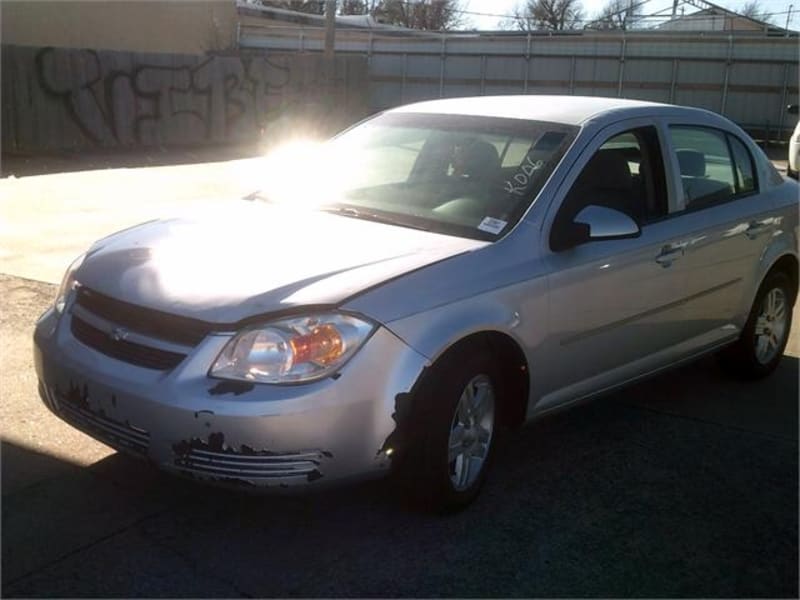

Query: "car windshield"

xmin=256 ymin=112 xmax=578 ymax=240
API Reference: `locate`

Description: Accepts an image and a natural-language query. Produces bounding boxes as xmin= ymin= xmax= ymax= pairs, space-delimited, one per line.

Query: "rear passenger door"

xmin=663 ymin=124 xmax=776 ymax=338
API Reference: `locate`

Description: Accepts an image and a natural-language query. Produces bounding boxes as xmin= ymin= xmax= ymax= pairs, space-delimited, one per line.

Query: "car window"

xmin=556 ymin=126 xmax=667 ymax=227
xmin=728 ymin=134 xmax=757 ymax=194
xmin=669 ymin=126 xmax=741 ymax=210
xmin=260 ymin=112 xmax=578 ymax=241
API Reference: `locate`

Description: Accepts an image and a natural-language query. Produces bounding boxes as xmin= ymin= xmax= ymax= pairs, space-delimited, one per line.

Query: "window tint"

xmin=669 ymin=126 xmax=738 ymax=209
xmin=728 ymin=135 xmax=757 ymax=194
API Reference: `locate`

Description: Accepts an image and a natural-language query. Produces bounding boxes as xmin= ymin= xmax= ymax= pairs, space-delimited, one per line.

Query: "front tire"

xmin=720 ymin=270 xmax=795 ymax=379
xmin=402 ymin=350 xmax=503 ymax=513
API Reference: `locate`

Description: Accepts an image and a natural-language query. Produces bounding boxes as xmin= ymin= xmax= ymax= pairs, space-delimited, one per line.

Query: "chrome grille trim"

xmin=51 ymin=388 xmax=150 ymax=455
xmin=174 ymin=449 xmax=324 ymax=480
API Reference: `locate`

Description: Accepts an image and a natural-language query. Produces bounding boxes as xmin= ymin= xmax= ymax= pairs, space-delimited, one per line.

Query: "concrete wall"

xmin=1 ymin=45 xmax=369 ymax=152
xmin=1 ymin=1 xmax=239 ymax=55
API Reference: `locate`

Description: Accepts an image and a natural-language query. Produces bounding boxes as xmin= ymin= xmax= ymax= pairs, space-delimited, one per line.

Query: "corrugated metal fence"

xmin=241 ymin=25 xmax=799 ymax=139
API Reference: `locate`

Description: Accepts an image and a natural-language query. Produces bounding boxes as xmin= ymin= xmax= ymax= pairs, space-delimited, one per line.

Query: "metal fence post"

xmin=720 ymin=34 xmax=733 ymax=115
xmin=401 ymin=53 xmax=408 ymax=103
xmin=669 ymin=57 xmax=679 ymax=103
xmin=523 ymin=33 xmax=531 ymax=93
xmin=439 ymin=35 xmax=447 ymax=98
xmin=778 ymin=62 xmax=790 ymax=140
xmin=569 ymin=56 xmax=576 ymax=95
xmin=480 ymin=55 xmax=487 ymax=95
xmin=617 ymin=35 xmax=627 ymax=97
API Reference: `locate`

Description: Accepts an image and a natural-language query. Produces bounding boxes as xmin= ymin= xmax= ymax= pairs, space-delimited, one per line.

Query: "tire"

xmin=720 ymin=270 xmax=795 ymax=379
xmin=400 ymin=349 xmax=504 ymax=513
xmin=788 ymin=167 xmax=798 ymax=180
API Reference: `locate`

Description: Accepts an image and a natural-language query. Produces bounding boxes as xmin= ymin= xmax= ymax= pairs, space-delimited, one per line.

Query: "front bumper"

xmin=33 ymin=307 xmax=429 ymax=490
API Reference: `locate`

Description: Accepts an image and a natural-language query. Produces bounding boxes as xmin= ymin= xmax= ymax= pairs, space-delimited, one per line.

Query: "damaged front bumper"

xmin=33 ymin=307 xmax=429 ymax=490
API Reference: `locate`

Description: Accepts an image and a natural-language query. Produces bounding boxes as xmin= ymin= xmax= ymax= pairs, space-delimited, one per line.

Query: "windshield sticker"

xmin=503 ymin=155 xmax=545 ymax=196
xmin=478 ymin=217 xmax=508 ymax=235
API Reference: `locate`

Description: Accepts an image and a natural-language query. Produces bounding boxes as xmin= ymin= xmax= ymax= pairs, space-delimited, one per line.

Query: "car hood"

xmin=75 ymin=202 xmax=487 ymax=324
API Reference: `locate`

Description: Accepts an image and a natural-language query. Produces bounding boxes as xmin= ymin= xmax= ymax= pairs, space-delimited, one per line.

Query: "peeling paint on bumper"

xmin=34 ymin=307 xmax=429 ymax=490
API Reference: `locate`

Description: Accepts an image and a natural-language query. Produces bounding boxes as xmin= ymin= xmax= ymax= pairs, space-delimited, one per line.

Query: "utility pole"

xmin=324 ymin=0 xmax=336 ymax=61
xmin=786 ymin=4 xmax=793 ymax=36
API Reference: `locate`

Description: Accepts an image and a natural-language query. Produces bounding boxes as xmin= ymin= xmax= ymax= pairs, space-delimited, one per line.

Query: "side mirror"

xmin=551 ymin=204 xmax=640 ymax=252
xmin=788 ymin=104 xmax=799 ymax=115
xmin=575 ymin=205 xmax=641 ymax=241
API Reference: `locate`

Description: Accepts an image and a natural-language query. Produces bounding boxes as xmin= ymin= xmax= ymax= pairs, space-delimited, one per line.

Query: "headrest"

xmin=677 ymin=149 xmax=706 ymax=177
xmin=579 ymin=149 xmax=632 ymax=190
xmin=453 ymin=139 xmax=500 ymax=180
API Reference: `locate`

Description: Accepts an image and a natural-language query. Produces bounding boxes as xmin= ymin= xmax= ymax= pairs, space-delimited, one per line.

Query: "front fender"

xmin=382 ymin=275 xmax=548 ymax=402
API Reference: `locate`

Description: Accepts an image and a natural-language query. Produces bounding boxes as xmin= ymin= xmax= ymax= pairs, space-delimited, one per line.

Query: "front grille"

xmin=173 ymin=447 xmax=324 ymax=482
xmin=48 ymin=387 xmax=150 ymax=456
xmin=75 ymin=287 xmax=213 ymax=346
xmin=71 ymin=315 xmax=187 ymax=370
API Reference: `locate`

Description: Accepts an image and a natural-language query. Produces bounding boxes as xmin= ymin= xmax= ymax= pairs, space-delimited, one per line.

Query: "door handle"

xmin=745 ymin=221 xmax=769 ymax=240
xmin=655 ymin=245 xmax=684 ymax=268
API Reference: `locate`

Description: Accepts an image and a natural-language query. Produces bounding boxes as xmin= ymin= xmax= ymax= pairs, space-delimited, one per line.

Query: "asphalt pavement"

xmin=1 ymin=152 xmax=798 ymax=598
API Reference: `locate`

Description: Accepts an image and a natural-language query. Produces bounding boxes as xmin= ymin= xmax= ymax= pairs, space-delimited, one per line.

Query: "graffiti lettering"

xmin=8 ymin=45 xmax=364 ymax=151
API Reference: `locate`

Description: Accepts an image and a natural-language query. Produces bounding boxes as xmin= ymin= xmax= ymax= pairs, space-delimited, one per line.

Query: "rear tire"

xmin=401 ymin=349 xmax=504 ymax=513
xmin=720 ymin=270 xmax=795 ymax=379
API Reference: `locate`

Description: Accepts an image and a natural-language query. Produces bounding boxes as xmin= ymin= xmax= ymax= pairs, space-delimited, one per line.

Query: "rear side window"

xmin=669 ymin=126 xmax=758 ymax=211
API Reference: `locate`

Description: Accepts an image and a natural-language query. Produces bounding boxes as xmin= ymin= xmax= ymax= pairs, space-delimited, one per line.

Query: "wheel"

xmin=720 ymin=270 xmax=795 ymax=379
xmin=787 ymin=167 xmax=798 ymax=180
xmin=400 ymin=349 xmax=502 ymax=513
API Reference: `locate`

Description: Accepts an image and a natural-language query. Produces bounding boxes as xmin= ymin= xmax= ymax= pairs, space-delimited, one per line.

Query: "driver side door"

xmin=535 ymin=120 xmax=695 ymax=411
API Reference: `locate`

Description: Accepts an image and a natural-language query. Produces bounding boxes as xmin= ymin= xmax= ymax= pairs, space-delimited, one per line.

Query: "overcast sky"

xmin=461 ymin=0 xmax=798 ymax=30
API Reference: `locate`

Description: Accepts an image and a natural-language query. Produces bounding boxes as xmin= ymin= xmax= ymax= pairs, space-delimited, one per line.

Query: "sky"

xmin=461 ymin=0 xmax=798 ymax=30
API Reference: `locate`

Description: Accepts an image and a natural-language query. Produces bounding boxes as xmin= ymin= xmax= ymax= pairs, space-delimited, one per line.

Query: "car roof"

xmin=390 ymin=95 xmax=696 ymax=126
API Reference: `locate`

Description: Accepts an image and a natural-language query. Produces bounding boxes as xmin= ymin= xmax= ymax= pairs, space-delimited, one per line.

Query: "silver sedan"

xmin=34 ymin=96 xmax=799 ymax=511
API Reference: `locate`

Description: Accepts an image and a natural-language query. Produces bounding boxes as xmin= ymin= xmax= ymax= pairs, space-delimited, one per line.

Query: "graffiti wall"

xmin=1 ymin=45 xmax=369 ymax=152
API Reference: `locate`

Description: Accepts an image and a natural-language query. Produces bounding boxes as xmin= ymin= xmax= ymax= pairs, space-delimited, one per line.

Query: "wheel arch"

xmin=414 ymin=330 xmax=531 ymax=429
xmin=760 ymin=252 xmax=798 ymax=304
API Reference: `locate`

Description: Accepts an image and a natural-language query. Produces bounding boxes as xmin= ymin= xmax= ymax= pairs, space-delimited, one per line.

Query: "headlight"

xmin=210 ymin=313 xmax=375 ymax=384
xmin=55 ymin=253 xmax=85 ymax=314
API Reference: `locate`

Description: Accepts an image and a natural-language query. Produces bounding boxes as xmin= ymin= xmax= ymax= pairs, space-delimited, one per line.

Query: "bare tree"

xmin=738 ymin=0 xmax=773 ymax=23
xmin=589 ymin=0 xmax=642 ymax=29
xmin=339 ymin=0 xmax=382 ymax=15
xmin=375 ymin=0 xmax=464 ymax=30
xmin=513 ymin=0 xmax=584 ymax=31
xmin=261 ymin=0 xmax=325 ymax=14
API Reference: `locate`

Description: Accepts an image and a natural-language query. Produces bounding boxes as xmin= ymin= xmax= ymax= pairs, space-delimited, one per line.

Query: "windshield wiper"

xmin=320 ymin=205 xmax=431 ymax=232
